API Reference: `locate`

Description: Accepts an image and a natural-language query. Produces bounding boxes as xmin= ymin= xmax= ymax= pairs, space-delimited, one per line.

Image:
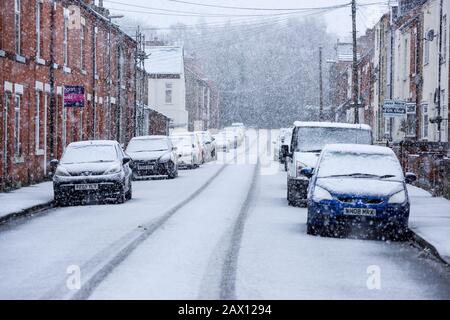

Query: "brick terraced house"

xmin=0 ymin=0 xmax=168 ymax=191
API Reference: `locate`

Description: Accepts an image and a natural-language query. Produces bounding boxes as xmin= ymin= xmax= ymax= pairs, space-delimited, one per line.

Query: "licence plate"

xmin=344 ymin=207 xmax=376 ymax=217
xmin=138 ymin=165 xmax=154 ymax=170
xmin=75 ymin=184 xmax=98 ymax=191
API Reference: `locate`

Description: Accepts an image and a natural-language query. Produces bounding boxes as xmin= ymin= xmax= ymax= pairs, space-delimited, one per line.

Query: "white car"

xmin=194 ymin=131 xmax=217 ymax=161
xmin=170 ymin=133 xmax=203 ymax=169
xmin=213 ymin=133 xmax=232 ymax=152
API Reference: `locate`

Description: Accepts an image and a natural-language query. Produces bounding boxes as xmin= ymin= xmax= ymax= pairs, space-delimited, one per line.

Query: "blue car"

xmin=304 ymin=144 xmax=417 ymax=240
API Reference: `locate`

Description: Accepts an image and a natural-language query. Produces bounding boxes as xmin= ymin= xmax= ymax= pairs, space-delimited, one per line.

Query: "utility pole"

xmin=319 ymin=46 xmax=324 ymax=121
xmin=351 ymin=0 xmax=359 ymax=124
xmin=436 ymin=0 xmax=444 ymax=142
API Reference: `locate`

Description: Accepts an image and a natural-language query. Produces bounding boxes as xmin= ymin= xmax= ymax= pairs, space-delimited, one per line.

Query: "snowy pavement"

xmin=0 ymin=129 xmax=449 ymax=299
xmin=408 ymin=186 xmax=450 ymax=264
xmin=0 ymin=181 xmax=53 ymax=220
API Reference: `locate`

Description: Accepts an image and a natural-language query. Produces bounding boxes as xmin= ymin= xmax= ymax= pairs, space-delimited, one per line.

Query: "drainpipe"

xmin=436 ymin=0 xmax=444 ymax=142
xmin=48 ymin=0 xmax=56 ymax=176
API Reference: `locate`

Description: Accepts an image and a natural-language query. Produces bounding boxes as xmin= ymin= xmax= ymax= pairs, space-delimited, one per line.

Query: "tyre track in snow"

xmin=42 ymin=134 xmax=256 ymax=300
xmin=219 ymin=159 xmax=260 ymax=299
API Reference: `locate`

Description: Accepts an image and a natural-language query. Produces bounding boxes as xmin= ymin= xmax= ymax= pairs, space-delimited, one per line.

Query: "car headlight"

xmin=104 ymin=163 xmax=122 ymax=175
xmin=55 ymin=166 xmax=70 ymax=177
xmin=158 ymin=153 xmax=171 ymax=163
xmin=312 ymin=186 xmax=333 ymax=202
xmin=388 ymin=190 xmax=406 ymax=204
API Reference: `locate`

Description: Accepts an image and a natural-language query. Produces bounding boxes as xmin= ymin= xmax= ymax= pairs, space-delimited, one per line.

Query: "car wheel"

xmin=125 ymin=181 xmax=132 ymax=200
xmin=167 ymin=161 xmax=177 ymax=179
xmin=116 ymin=184 xmax=126 ymax=204
xmin=307 ymin=223 xmax=320 ymax=236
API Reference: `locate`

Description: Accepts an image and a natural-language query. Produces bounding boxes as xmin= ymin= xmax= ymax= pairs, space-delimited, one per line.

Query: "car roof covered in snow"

xmin=67 ymin=140 xmax=119 ymax=147
xmin=322 ymin=144 xmax=395 ymax=156
xmin=130 ymin=135 xmax=168 ymax=140
xmin=293 ymin=121 xmax=372 ymax=131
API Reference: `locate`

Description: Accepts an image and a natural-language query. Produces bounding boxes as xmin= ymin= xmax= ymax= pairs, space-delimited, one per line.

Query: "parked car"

xmin=52 ymin=140 xmax=133 ymax=206
xmin=126 ymin=136 xmax=178 ymax=180
xmin=286 ymin=121 xmax=373 ymax=207
xmin=195 ymin=131 xmax=217 ymax=161
xmin=305 ymin=144 xmax=416 ymax=240
xmin=213 ymin=132 xmax=231 ymax=152
xmin=273 ymin=128 xmax=292 ymax=169
xmin=170 ymin=132 xmax=203 ymax=169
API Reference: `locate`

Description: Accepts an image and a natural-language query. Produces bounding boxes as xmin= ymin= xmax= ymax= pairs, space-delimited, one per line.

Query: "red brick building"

xmin=0 ymin=0 xmax=163 ymax=190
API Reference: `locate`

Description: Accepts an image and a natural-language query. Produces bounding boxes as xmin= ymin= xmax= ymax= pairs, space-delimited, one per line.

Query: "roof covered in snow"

xmin=144 ymin=46 xmax=184 ymax=75
xmin=323 ymin=144 xmax=395 ymax=155
xmin=293 ymin=121 xmax=372 ymax=131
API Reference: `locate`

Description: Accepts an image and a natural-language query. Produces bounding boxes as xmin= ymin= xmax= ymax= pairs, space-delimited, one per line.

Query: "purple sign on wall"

xmin=64 ymin=85 xmax=85 ymax=107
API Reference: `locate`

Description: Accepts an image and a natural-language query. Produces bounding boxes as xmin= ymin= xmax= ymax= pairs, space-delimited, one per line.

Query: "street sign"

xmin=383 ymin=100 xmax=406 ymax=117
xmin=64 ymin=85 xmax=85 ymax=108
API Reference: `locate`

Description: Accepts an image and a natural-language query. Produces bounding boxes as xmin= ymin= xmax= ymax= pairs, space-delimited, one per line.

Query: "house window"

xmin=422 ymin=103 xmax=429 ymax=139
xmin=13 ymin=95 xmax=21 ymax=155
xmin=165 ymin=83 xmax=173 ymax=104
xmin=406 ymin=103 xmax=416 ymax=137
xmin=403 ymin=38 xmax=408 ymax=80
xmin=80 ymin=20 xmax=85 ymax=71
xmin=384 ymin=117 xmax=391 ymax=136
xmin=36 ymin=0 xmax=42 ymax=58
xmin=424 ymin=30 xmax=430 ymax=65
xmin=35 ymin=91 xmax=41 ymax=150
xmin=63 ymin=9 xmax=69 ymax=66
xmin=14 ymin=0 xmax=21 ymax=54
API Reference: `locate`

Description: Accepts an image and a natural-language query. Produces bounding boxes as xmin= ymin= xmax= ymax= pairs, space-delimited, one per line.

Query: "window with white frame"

xmin=80 ymin=19 xmax=86 ymax=71
xmin=15 ymin=0 xmax=21 ymax=54
xmin=36 ymin=0 xmax=42 ymax=59
xmin=424 ymin=30 xmax=430 ymax=65
xmin=384 ymin=117 xmax=391 ymax=136
xmin=422 ymin=103 xmax=429 ymax=139
xmin=165 ymin=83 xmax=173 ymax=104
xmin=403 ymin=38 xmax=408 ymax=80
xmin=406 ymin=103 xmax=416 ymax=137
xmin=14 ymin=94 xmax=21 ymax=155
xmin=63 ymin=9 xmax=69 ymax=66
xmin=35 ymin=91 xmax=41 ymax=151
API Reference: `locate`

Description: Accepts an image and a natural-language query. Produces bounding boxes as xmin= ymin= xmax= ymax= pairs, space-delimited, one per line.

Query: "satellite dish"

xmin=426 ymin=29 xmax=436 ymax=41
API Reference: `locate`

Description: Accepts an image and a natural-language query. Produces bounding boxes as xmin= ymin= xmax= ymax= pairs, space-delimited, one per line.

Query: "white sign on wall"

xmin=383 ymin=100 xmax=406 ymax=117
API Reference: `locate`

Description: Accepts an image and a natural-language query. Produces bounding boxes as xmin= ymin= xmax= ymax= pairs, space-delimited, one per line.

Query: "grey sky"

xmin=101 ymin=0 xmax=390 ymax=40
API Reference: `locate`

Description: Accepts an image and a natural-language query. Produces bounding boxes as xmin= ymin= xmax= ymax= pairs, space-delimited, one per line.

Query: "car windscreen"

xmin=171 ymin=136 xmax=192 ymax=147
xmin=61 ymin=145 xmax=117 ymax=164
xmin=126 ymin=139 xmax=169 ymax=153
xmin=317 ymin=151 xmax=404 ymax=181
xmin=296 ymin=127 xmax=372 ymax=152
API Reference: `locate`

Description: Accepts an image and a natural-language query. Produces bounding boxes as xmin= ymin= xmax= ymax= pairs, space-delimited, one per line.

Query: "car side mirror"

xmin=300 ymin=167 xmax=314 ymax=178
xmin=123 ymin=156 xmax=131 ymax=165
xmin=405 ymin=172 xmax=417 ymax=184
xmin=50 ymin=159 xmax=59 ymax=167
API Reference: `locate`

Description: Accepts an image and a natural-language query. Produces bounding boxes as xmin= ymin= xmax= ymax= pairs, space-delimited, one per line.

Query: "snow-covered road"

xmin=0 ymin=129 xmax=449 ymax=299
